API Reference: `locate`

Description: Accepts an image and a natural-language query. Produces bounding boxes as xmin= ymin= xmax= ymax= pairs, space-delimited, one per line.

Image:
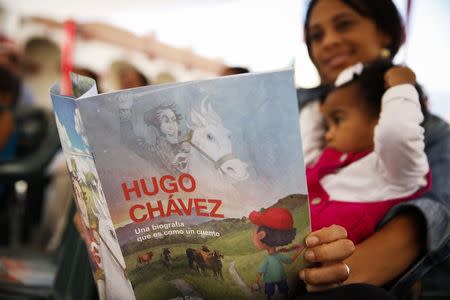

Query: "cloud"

xmin=74 ymin=108 xmax=89 ymax=146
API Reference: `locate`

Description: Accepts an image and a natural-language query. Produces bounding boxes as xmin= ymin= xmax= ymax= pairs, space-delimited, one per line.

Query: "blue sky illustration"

xmin=52 ymin=97 xmax=90 ymax=153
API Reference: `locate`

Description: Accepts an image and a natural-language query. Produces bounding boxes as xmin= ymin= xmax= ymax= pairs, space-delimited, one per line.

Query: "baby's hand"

xmin=384 ymin=66 xmax=416 ymax=88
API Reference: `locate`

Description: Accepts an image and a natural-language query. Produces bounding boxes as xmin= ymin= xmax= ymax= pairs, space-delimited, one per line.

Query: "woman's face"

xmin=307 ymin=0 xmax=391 ymax=83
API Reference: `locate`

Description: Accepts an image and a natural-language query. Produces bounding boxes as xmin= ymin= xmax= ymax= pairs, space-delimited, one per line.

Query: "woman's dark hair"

xmin=221 ymin=66 xmax=250 ymax=76
xmin=257 ymin=226 xmax=297 ymax=247
xmin=0 ymin=65 xmax=21 ymax=108
xmin=327 ymin=59 xmax=428 ymax=122
xmin=304 ymin=0 xmax=405 ymax=58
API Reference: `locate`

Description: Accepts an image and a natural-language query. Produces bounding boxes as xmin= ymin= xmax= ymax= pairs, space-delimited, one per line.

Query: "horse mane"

xmin=188 ymin=97 xmax=223 ymax=130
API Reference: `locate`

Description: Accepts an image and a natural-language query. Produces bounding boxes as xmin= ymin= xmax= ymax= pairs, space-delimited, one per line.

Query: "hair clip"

xmin=334 ymin=62 xmax=364 ymax=87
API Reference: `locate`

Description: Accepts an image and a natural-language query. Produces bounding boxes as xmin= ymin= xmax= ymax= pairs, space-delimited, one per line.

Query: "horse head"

xmin=188 ymin=98 xmax=248 ymax=182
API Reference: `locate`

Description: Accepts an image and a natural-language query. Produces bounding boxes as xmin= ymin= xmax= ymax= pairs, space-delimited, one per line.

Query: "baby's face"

xmin=321 ymin=83 xmax=378 ymax=153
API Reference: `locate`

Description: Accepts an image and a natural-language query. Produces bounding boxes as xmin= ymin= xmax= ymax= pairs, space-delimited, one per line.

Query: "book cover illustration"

xmin=51 ymin=77 xmax=134 ymax=300
xmin=51 ymin=70 xmax=310 ymax=300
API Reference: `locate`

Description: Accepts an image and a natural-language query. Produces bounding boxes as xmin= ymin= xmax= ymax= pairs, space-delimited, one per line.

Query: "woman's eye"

xmin=335 ymin=19 xmax=353 ymax=32
xmin=309 ymin=30 xmax=323 ymax=43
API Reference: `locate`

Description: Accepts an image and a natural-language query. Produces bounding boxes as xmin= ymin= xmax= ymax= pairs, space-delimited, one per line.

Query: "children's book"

xmin=50 ymin=70 xmax=310 ymax=300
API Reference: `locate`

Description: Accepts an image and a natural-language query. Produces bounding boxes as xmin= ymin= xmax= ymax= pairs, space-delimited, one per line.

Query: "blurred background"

xmin=0 ymin=0 xmax=449 ymax=120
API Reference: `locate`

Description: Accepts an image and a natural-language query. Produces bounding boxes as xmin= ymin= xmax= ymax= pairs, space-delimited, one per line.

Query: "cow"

xmin=186 ymin=248 xmax=196 ymax=269
xmin=208 ymin=250 xmax=224 ymax=279
xmin=186 ymin=247 xmax=224 ymax=279
xmin=161 ymin=248 xmax=172 ymax=271
xmin=136 ymin=251 xmax=153 ymax=267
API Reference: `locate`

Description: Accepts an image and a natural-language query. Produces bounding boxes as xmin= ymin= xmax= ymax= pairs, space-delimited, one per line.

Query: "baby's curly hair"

xmin=323 ymin=60 xmax=429 ymax=122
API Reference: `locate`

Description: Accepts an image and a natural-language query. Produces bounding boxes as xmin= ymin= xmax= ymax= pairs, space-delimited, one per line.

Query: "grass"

xmin=123 ymin=201 xmax=310 ymax=299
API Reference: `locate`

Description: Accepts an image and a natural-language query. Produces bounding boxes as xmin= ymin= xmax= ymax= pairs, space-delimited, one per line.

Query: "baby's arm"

xmin=374 ymin=67 xmax=429 ymax=187
xmin=300 ymin=101 xmax=326 ymax=166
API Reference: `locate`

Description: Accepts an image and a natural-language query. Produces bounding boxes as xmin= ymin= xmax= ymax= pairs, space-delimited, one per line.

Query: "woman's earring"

xmin=380 ymin=48 xmax=391 ymax=59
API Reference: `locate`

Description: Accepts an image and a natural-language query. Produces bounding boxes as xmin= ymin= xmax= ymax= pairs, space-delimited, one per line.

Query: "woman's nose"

xmin=322 ymin=29 xmax=342 ymax=49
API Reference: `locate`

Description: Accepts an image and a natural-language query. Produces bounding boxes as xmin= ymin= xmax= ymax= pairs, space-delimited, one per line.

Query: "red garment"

xmin=307 ymin=148 xmax=431 ymax=244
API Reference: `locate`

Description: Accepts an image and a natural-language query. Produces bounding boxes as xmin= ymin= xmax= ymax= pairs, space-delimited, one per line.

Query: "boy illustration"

xmin=249 ymin=207 xmax=303 ymax=300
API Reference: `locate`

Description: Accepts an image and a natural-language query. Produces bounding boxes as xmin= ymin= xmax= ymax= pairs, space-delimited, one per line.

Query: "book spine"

xmin=51 ymin=93 xmax=111 ymax=299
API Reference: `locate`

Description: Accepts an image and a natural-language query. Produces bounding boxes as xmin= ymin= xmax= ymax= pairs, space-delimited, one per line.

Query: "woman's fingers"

xmin=306 ymin=224 xmax=348 ymax=247
xmin=300 ymin=262 xmax=351 ymax=286
xmin=300 ymin=225 xmax=355 ymax=290
xmin=304 ymin=238 xmax=355 ymax=263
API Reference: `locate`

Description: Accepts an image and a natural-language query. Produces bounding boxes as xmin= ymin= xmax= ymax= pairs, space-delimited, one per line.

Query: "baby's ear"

xmin=256 ymin=230 xmax=266 ymax=241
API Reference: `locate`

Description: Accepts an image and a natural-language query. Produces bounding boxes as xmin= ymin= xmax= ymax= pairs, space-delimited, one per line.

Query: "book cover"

xmin=51 ymin=70 xmax=310 ymax=300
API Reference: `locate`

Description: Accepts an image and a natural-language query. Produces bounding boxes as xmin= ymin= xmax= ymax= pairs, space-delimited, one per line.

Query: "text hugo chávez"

xmin=121 ymin=173 xmax=224 ymax=223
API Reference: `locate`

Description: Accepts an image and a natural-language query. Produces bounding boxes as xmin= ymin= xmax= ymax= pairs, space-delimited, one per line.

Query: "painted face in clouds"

xmin=158 ymin=108 xmax=179 ymax=144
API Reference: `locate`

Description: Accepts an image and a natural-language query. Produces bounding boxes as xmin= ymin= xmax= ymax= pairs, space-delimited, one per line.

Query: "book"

xmin=50 ymin=70 xmax=310 ymax=300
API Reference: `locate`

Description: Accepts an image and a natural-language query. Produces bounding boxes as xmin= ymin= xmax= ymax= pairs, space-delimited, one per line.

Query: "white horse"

xmin=186 ymin=99 xmax=249 ymax=200
xmin=92 ymin=187 xmax=136 ymax=300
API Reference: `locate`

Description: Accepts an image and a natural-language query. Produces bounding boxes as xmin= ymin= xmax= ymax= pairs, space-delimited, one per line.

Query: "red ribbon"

xmin=60 ymin=19 xmax=76 ymax=96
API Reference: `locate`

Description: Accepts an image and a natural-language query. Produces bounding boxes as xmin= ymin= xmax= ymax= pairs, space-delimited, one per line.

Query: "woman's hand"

xmin=299 ymin=225 xmax=355 ymax=292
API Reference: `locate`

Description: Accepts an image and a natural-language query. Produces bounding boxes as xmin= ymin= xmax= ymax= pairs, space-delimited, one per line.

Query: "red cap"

xmin=248 ymin=207 xmax=294 ymax=230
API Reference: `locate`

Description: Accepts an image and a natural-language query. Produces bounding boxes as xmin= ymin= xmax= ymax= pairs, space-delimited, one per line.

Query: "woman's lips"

xmin=326 ymin=54 xmax=351 ymax=69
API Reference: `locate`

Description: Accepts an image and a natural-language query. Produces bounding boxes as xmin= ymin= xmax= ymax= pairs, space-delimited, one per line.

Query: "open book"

xmin=50 ymin=70 xmax=310 ymax=300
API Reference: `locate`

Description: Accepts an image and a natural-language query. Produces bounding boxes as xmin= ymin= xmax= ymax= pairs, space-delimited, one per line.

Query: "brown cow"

xmin=186 ymin=248 xmax=224 ymax=279
xmin=136 ymin=251 xmax=153 ymax=267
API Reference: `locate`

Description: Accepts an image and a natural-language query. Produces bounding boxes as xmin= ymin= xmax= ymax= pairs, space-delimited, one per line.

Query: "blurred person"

xmin=0 ymin=36 xmax=35 ymax=106
xmin=0 ymin=65 xmax=20 ymax=245
xmin=220 ymin=66 xmax=250 ymax=76
xmin=0 ymin=65 xmax=20 ymax=162
xmin=118 ymin=66 xmax=149 ymax=89
xmin=153 ymin=71 xmax=176 ymax=85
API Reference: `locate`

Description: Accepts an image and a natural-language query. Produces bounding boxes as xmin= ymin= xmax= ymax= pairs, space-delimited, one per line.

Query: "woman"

xmin=298 ymin=0 xmax=450 ymax=296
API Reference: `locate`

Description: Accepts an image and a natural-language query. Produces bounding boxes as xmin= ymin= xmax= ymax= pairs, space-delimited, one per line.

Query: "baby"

xmin=301 ymin=60 xmax=430 ymax=244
